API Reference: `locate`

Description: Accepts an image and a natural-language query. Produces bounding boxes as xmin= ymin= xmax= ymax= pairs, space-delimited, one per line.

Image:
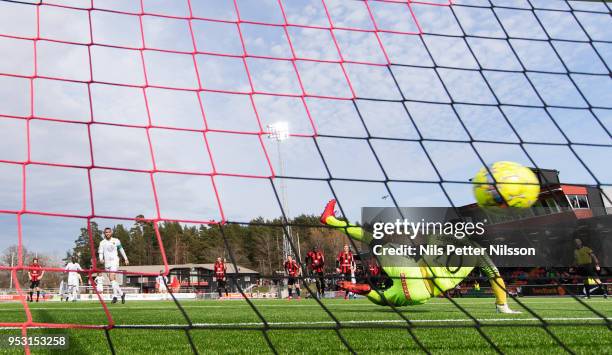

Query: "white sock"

xmin=72 ymin=288 xmax=78 ymax=301
xmin=111 ymin=280 xmax=123 ymax=297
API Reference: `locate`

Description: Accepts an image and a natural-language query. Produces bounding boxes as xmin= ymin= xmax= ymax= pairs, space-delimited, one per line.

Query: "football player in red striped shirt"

xmin=28 ymin=258 xmax=44 ymax=302
xmin=306 ymin=246 xmax=326 ymax=299
xmin=336 ymin=245 xmax=356 ymax=300
xmin=284 ymin=255 xmax=302 ymax=300
xmin=214 ymin=257 xmax=229 ymax=299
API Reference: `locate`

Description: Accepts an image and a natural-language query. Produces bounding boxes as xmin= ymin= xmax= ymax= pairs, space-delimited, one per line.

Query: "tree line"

xmin=0 ymin=245 xmax=64 ymax=289
xmin=0 ymin=214 xmax=351 ymax=288
xmin=68 ymin=215 xmax=350 ymax=276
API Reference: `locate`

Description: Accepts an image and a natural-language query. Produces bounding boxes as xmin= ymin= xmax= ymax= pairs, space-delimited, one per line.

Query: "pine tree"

xmin=71 ymin=221 xmax=102 ymax=268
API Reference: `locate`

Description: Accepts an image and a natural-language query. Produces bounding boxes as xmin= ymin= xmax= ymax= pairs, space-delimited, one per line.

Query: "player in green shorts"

xmin=320 ymin=200 xmax=520 ymax=313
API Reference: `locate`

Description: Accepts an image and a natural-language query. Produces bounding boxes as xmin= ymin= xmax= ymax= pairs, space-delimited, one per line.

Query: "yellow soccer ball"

xmin=473 ymin=161 xmax=540 ymax=208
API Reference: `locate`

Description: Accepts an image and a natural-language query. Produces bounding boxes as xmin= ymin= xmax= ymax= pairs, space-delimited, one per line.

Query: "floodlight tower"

xmin=266 ymin=122 xmax=298 ymax=262
xmin=9 ymin=251 xmax=14 ymax=289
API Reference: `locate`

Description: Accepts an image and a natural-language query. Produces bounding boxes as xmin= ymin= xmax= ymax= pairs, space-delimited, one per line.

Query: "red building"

xmin=463 ymin=168 xmax=608 ymax=223
xmin=531 ymin=168 xmax=608 ymax=220
xmin=460 ymin=168 xmax=611 ymax=268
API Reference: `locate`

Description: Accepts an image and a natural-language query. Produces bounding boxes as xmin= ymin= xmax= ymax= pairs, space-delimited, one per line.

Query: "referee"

xmin=573 ymin=238 xmax=608 ymax=299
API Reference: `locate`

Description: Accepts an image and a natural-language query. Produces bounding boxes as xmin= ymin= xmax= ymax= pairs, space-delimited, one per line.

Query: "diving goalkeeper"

xmin=320 ymin=200 xmax=520 ymax=314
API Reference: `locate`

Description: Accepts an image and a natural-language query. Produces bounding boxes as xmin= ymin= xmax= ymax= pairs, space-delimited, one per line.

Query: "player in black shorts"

xmin=284 ymin=255 xmax=301 ymax=300
xmin=306 ymin=246 xmax=326 ymax=299
xmin=573 ymin=238 xmax=608 ymax=299
xmin=28 ymin=258 xmax=44 ymax=302
xmin=336 ymin=245 xmax=355 ymax=300
xmin=214 ymin=257 xmax=229 ymax=299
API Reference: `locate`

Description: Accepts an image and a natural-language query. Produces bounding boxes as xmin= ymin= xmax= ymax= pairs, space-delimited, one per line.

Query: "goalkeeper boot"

xmin=320 ymin=199 xmax=337 ymax=224
xmin=496 ymin=304 xmax=521 ymax=314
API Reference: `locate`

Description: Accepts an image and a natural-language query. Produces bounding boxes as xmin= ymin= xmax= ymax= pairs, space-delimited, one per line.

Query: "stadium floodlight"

xmin=266 ymin=122 xmax=300 ymax=264
xmin=9 ymin=251 xmax=14 ymax=289
xmin=267 ymin=122 xmax=290 ymax=141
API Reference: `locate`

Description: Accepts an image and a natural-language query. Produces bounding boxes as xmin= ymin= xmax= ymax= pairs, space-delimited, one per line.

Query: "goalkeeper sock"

xmin=320 ymin=202 xmax=370 ymax=243
xmin=323 ymin=216 xmax=369 ymax=243
xmin=490 ymin=277 xmax=507 ymax=305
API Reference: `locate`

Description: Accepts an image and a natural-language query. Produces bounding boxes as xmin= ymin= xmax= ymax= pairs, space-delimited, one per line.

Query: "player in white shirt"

xmin=94 ymin=273 xmax=105 ymax=294
xmin=156 ymin=270 xmax=169 ymax=300
xmin=98 ymin=227 xmax=129 ymax=304
xmin=65 ymin=257 xmax=83 ymax=302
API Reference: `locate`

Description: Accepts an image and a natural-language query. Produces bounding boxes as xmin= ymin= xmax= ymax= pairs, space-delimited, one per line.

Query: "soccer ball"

xmin=472 ymin=161 xmax=540 ymax=208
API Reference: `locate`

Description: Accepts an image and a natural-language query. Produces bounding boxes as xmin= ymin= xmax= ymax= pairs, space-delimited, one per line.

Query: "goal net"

xmin=0 ymin=0 xmax=610 ymax=353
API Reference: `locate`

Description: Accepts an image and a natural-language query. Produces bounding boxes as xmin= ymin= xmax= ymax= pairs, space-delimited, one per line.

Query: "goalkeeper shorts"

xmin=367 ymin=266 xmax=431 ymax=306
xmin=367 ymin=264 xmax=474 ymax=306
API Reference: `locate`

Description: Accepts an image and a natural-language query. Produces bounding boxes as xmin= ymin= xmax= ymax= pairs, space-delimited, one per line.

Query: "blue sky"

xmin=0 ymin=0 xmax=610 ymax=260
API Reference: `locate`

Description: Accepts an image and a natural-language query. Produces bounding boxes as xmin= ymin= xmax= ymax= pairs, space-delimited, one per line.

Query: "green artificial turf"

xmin=0 ymin=297 xmax=609 ymax=354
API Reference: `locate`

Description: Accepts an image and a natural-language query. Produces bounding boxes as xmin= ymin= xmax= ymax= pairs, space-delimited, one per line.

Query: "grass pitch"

xmin=0 ymin=297 xmax=609 ymax=354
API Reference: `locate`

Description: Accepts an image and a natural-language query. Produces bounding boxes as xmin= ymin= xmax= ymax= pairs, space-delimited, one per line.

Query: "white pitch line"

xmin=0 ymin=300 xmax=609 ymax=312
xmin=0 ymin=299 xmax=609 ymax=312
xmin=0 ymin=317 xmax=608 ymax=330
xmin=177 ymin=317 xmax=612 ymax=327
